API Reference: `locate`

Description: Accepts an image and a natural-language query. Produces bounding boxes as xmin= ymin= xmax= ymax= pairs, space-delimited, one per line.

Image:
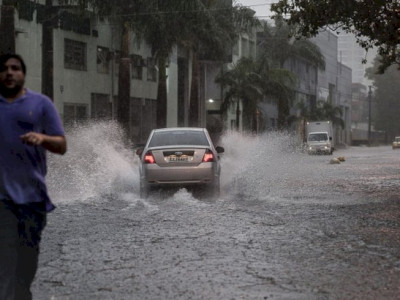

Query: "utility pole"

xmin=42 ymin=0 xmax=54 ymax=100
xmin=368 ymin=85 xmax=372 ymax=146
xmin=117 ymin=22 xmax=132 ymax=140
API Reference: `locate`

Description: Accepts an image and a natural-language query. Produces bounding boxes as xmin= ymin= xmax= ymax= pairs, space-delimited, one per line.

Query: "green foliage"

xmin=271 ymin=0 xmax=400 ymax=73
xmin=215 ymin=57 xmax=262 ymax=131
xmin=258 ymin=18 xmax=325 ymax=71
xmin=294 ymin=100 xmax=344 ymax=129
xmin=63 ymin=0 xmax=258 ymax=128
xmin=215 ymin=17 xmax=327 ymax=131
xmin=257 ymin=18 xmax=325 ymax=129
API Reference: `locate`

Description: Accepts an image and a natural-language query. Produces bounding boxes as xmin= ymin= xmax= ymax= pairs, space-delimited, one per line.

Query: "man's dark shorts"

xmin=0 ymin=199 xmax=47 ymax=300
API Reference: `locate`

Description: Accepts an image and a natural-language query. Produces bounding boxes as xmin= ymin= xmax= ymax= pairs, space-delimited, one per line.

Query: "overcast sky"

xmin=235 ymin=0 xmax=276 ymax=19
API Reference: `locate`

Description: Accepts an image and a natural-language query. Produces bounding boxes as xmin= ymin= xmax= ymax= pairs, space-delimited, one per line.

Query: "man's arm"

xmin=20 ymin=132 xmax=67 ymax=155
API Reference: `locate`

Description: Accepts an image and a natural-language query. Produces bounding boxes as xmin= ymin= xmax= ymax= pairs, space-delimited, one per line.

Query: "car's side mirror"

xmin=215 ymin=146 xmax=224 ymax=153
xmin=136 ymin=148 xmax=144 ymax=156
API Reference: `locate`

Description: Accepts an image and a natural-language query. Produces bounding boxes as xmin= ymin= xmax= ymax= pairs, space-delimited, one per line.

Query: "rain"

xmin=1 ymin=0 xmax=400 ymax=299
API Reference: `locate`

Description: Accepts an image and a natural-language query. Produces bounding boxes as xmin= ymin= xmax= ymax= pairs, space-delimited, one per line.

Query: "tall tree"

xmin=257 ymin=18 xmax=325 ymax=129
xmin=271 ymin=0 xmax=400 ymax=73
xmin=136 ymin=1 xmax=180 ymax=129
xmin=215 ymin=57 xmax=262 ymax=131
xmin=69 ymin=0 xmax=150 ymax=139
xmin=215 ymin=52 xmax=297 ymax=132
xmin=68 ymin=0 xmax=257 ymax=130
xmin=178 ymin=0 xmax=259 ymax=127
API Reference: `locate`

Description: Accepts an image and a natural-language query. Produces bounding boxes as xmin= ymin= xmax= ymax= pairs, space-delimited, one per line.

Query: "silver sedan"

xmin=136 ymin=127 xmax=224 ymax=198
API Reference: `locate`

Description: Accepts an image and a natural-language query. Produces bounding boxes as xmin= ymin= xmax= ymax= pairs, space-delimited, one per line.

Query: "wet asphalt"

xmin=32 ymin=143 xmax=400 ymax=300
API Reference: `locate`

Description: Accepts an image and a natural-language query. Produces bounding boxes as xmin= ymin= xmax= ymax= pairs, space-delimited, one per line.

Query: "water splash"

xmin=46 ymin=123 xmax=325 ymax=205
xmin=219 ymin=130 xmax=324 ymax=201
xmin=46 ymin=121 xmax=139 ymax=203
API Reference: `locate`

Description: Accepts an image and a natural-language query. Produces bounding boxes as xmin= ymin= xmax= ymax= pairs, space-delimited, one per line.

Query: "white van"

xmin=306 ymin=121 xmax=334 ymax=155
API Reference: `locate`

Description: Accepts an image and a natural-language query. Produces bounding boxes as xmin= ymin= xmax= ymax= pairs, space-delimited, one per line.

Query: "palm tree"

xmin=177 ymin=1 xmax=259 ymax=127
xmin=69 ymin=0 xmax=258 ymax=130
xmin=257 ymin=18 xmax=325 ymax=129
xmin=70 ymin=0 xmax=152 ymax=138
xmin=314 ymin=101 xmax=344 ymax=128
xmin=134 ymin=1 xmax=182 ymax=128
xmin=140 ymin=0 xmax=253 ymax=128
xmin=255 ymin=53 xmax=297 ymax=131
xmin=215 ymin=57 xmax=262 ymax=131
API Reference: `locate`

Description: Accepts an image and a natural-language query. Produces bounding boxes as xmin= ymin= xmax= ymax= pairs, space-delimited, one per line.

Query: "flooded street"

xmin=32 ymin=123 xmax=400 ymax=299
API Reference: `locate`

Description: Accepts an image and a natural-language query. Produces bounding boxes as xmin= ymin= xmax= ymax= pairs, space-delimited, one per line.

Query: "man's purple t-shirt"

xmin=0 ymin=89 xmax=65 ymax=212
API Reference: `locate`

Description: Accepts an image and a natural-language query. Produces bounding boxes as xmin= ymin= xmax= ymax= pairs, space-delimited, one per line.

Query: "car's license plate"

xmin=169 ymin=156 xmax=189 ymax=162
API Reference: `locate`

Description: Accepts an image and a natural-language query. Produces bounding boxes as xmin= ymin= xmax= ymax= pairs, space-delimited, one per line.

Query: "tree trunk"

xmin=235 ymin=100 xmax=240 ymax=131
xmin=252 ymin=109 xmax=259 ymax=133
xmin=117 ymin=23 xmax=131 ymax=140
xmin=42 ymin=0 xmax=53 ymax=100
xmin=278 ymin=97 xmax=289 ymax=130
xmin=156 ymin=56 xmax=167 ymax=128
xmin=0 ymin=5 xmax=15 ymax=54
xmin=189 ymin=52 xmax=199 ymax=127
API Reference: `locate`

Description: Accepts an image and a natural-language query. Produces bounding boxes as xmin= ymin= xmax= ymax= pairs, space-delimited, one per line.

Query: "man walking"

xmin=0 ymin=53 xmax=67 ymax=300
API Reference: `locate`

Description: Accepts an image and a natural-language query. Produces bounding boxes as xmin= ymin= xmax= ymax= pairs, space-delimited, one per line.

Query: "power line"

xmin=88 ymin=3 xmax=275 ymax=18
xmin=241 ymin=4 xmax=273 ymax=8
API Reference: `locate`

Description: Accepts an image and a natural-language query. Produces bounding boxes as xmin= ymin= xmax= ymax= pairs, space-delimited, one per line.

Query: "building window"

xmin=64 ymin=103 xmax=88 ymax=126
xmin=91 ymin=93 xmax=112 ymax=120
xmin=241 ymin=37 xmax=248 ymax=57
xmin=131 ymin=54 xmax=144 ymax=79
xmin=97 ymin=46 xmax=110 ymax=74
xmin=249 ymin=40 xmax=255 ymax=58
xmin=64 ymin=39 xmax=87 ymax=71
xmin=147 ymin=57 xmax=157 ymax=82
xmin=233 ymin=40 xmax=239 ymax=55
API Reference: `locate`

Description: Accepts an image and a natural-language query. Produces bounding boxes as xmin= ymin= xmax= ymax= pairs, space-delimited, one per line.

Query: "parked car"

xmin=136 ymin=127 xmax=224 ymax=198
xmin=392 ymin=136 xmax=400 ymax=149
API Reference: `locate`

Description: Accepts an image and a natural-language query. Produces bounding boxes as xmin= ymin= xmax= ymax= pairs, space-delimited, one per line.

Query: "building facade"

xmin=311 ymin=31 xmax=352 ymax=146
xmin=1 ymin=1 xmax=352 ymax=146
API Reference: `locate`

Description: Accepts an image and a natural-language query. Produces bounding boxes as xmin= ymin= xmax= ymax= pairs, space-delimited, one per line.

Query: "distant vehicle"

xmin=306 ymin=121 xmax=334 ymax=155
xmin=136 ymin=127 xmax=224 ymax=198
xmin=392 ymin=136 xmax=400 ymax=149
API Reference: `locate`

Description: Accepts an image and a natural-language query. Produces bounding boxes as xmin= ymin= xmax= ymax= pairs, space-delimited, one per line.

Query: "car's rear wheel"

xmin=140 ymin=181 xmax=149 ymax=199
xmin=206 ymin=178 xmax=220 ymax=200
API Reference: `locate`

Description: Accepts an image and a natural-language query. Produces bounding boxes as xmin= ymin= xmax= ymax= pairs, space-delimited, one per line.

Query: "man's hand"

xmin=20 ymin=132 xmax=45 ymax=146
xmin=20 ymin=132 xmax=67 ymax=155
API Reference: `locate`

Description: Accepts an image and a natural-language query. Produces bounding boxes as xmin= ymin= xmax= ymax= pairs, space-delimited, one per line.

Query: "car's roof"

xmin=152 ymin=127 xmax=206 ymax=133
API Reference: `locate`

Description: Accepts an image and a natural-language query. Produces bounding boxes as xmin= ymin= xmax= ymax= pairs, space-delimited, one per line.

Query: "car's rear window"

xmin=148 ymin=130 xmax=210 ymax=147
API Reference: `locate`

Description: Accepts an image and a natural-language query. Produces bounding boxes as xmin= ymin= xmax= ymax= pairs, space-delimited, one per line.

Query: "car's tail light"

xmin=144 ymin=151 xmax=155 ymax=164
xmin=202 ymin=149 xmax=214 ymax=162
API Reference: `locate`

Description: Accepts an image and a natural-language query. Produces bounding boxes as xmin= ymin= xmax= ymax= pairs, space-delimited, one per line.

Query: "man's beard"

xmin=0 ymin=82 xmax=24 ymax=98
